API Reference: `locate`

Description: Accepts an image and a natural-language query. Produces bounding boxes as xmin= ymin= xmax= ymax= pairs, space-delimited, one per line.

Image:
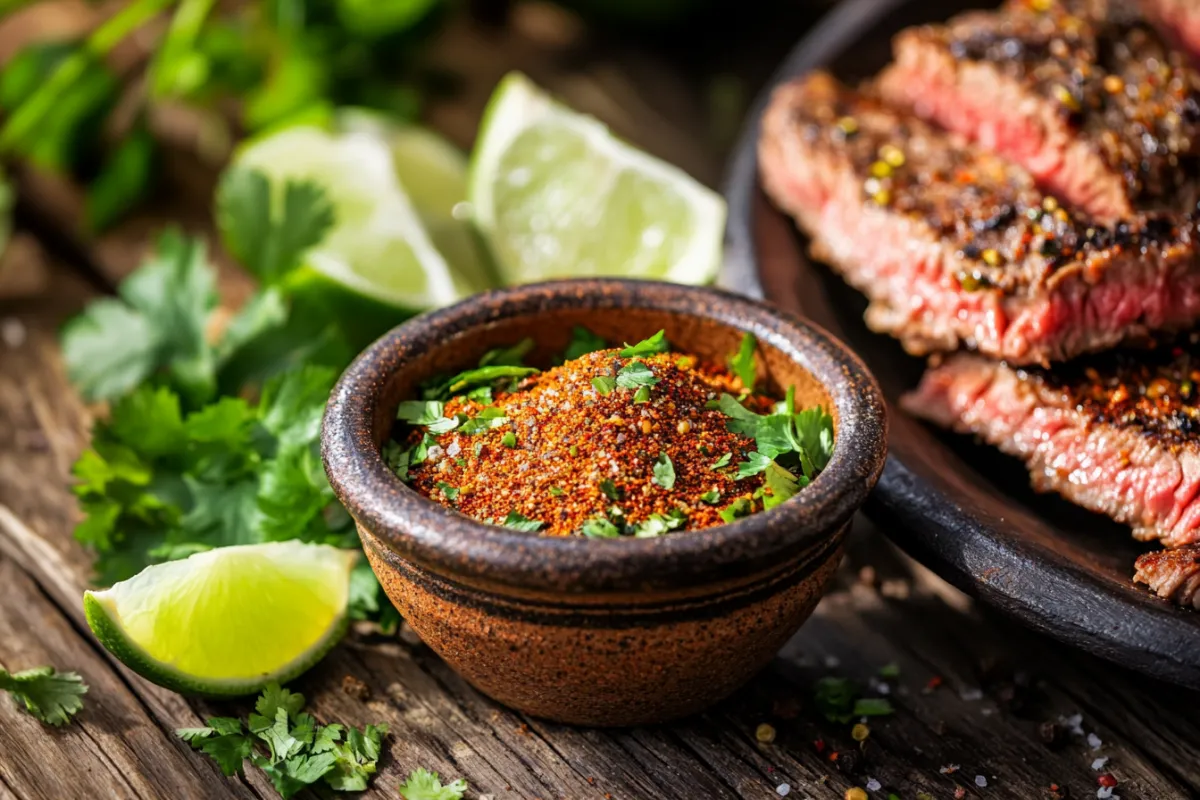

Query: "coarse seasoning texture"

xmin=404 ymin=349 xmax=773 ymax=536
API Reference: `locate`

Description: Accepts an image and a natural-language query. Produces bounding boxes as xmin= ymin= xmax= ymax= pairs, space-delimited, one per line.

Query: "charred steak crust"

xmin=759 ymin=72 xmax=1200 ymax=365
xmin=904 ymin=339 xmax=1200 ymax=552
xmin=879 ymin=0 xmax=1200 ymax=220
xmin=1134 ymin=545 xmax=1200 ymax=609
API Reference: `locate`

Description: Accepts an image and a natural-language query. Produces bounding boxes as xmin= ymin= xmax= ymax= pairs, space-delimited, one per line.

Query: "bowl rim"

xmin=321 ymin=278 xmax=888 ymax=593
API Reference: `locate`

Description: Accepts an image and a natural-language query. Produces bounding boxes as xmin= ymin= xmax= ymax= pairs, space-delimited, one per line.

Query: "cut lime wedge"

xmin=468 ymin=72 xmax=726 ymax=285
xmin=231 ymin=127 xmax=484 ymax=345
xmin=84 ymin=542 xmax=357 ymax=697
xmin=336 ymin=109 xmax=496 ymax=296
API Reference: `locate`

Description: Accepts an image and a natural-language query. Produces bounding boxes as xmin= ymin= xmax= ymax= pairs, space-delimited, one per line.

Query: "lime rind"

xmin=468 ymin=72 xmax=726 ymax=285
xmin=84 ymin=542 xmax=357 ymax=697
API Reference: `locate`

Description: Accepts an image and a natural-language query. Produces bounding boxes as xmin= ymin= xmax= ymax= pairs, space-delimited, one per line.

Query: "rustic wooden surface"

xmin=3 ymin=3 xmax=1200 ymax=799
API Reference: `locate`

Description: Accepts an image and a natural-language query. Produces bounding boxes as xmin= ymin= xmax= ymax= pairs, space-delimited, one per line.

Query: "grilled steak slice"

xmin=1135 ymin=545 xmax=1200 ymax=607
xmin=905 ymin=341 xmax=1200 ymax=550
xmin=878 ymin=0 xmax=1200 ymax=221
xmin=759 ymin=73 xmax=1200 ymax=365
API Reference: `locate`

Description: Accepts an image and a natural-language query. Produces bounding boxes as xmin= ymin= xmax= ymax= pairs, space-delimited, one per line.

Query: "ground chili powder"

xmin=404 ymin=348 xmax=775 ymax=536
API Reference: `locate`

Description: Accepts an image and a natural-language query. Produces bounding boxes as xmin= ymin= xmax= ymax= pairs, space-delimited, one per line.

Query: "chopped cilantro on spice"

xmin=560 ymin=326 xmax=608 ymax=362
xmin=729 ymin=332 xmax=757 ymax=391
xmin=653 ymin=452 xmax=676 ymax=489
xmin=436 ymin=482 xmax=459 ymax=501
xmin=619 ymin=329 xmax=669 ymax=357
xmin=502 ymin=511 xmax=543 ymax=531
xmin=391 ymin=335 xmax=833 ymax=539
xmin=592 ymin=376 xmax=616 ymax=395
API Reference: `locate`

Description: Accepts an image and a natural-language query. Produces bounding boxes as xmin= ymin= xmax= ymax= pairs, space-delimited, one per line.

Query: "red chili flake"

xmin=923 ymin=676 xmax=944 ymax=694
xmin=954 ymin=787 xmax=967 ymax=800
xmin=814 ymin=739 xmax=827 ymax=754
xmin=1098 ymin=774 xmax=1118 ymax=788
xmin=829 ymin=751 xmax=840 ymax=762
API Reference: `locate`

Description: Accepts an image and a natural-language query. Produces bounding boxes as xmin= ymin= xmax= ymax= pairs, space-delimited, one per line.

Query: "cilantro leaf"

xmin=633 ymin=385 xmax=651 ymax=403
xmin=436 ymin=482 xmax=459 ymax=501
xmin=699 ymin=490 xmax=721 ymax=504
xmin=735 ymin=451 xmax=773 ymax=479
xmin=793 ymin=406 xmax=835 ymax=479
xmin=582 ymin=517 xmax=621 ymax=538
xmin=325 ymin=723 xmax=389 ymax=791
xmin=619 ymin=330 xmax=669 ymax=357
xmin=0 ymin=666 xmax=87 ymax=726
xmin=560 ymin=326 xmax=607 ymax=362
xmin=853 ymin=698 xmax=895 ymax=717
xmin=396 ymin=401 xmax=445 ymax=425
xmin=479 ymin=338 xmax=534 ymax=367
xmin=633 ymin=508 xmax=686 ymax=537
xmin=763 ymin=462 xmax=803 ymax=510
xmin=259 ymin=365 xmax=339 ymax=450
xmin=399 ymin=767 xmax=469 ymax=800
xmin=652 ymin=452 xmax=676 ymax=490
xmin=710 ymin=453 xmax=732 ymax=470
xmin=192 ymin=731 xmax=255 ymax=776
xmin=502 ymin=511 xmax=543 ymax=532
xmin=719 ymin=497 xmax=755 ymax=524
xmin=616 ymin=361 xmax=660 ymax=390
xmin=61 ymin=230 xmax=217 ymax=404
xmin=716 ymin=393 xmax=761 ymax=437
xmin=599 ymin=479 xmax=622 ymax=501
xmin=728 ymin=332 xmax=757 ymax=391
xmin=591 ymin=376 xmax=616 ymax=396
xmin=216 ymin=168 xmax=335 ymax=284
xmin=814 ymin=676 xmax=858 ymax=723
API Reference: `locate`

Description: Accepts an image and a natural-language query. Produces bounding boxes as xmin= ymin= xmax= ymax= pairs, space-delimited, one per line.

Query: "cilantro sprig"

xmin=399 ymin=768 xmax=469 ymax=800
xmin=619 ymin=330 xmax=670 ymax=357
xmin=728 ymin=332 xmax=758 ymax=391
xmin=0 ymin=666 xmax=87 ymax=726
xmin=179 ymin=682 xmax=394 ymax=796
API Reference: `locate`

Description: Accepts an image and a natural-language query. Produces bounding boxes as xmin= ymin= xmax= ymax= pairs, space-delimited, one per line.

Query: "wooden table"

xmin=2 ymin=3 xmax=1199 ymax=799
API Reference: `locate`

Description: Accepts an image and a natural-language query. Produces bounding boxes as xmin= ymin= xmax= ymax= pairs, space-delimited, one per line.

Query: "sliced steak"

xmin=1135 ymin=545 xmax=1200 ymax=607
xmin=904 ymin=340 xmax=1200 ymax=550
xmin=759 ymin=73 xmax=1200 ymax=365
xmin=878 ymin=0 xmax=1200 ymax=221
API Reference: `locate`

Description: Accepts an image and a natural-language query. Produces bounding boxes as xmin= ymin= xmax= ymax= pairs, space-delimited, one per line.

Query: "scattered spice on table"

xmin=385 ymin=329 xmax=835 ymax=537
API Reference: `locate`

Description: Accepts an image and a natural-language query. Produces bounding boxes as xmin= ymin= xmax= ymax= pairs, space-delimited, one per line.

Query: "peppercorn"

xmin=851 ymin=723 xmax=870 ymax=742
xmin=755 ymin=723 xmax=776 ymax=743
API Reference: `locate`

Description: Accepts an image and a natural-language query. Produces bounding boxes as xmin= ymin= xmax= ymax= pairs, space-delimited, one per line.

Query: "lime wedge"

xmin=231 ymin=127 xmax=483 ymax=346
xmin=468 ymin=72 xmax=726 ymax=285
xmin=84 ymin=542 xmax=357 ymax=697
xmin=336 ymin=109 xmax=496 ymax=295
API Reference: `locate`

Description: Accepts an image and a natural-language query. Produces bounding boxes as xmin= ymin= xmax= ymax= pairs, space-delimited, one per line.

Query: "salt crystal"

xmin=1097 ymin=787 xmax=1115 ymax=799
xmin=1060 ymin=713 xmax=1085 ymax=736
xmin=981 ymin=707 xmax=995 ymax=716
xmin=824 ymin=655 xmax=841 ymax=668
xmin=1087 ymin=732 xmax=1103 ymax=750
xmin=1092 ymin=757 xmax=1109 ymax=771
xmin=960 ymin=688 xmax=984 ymax=701
xmin=878 ymin=682 xmax=891 ymax=696
xmin=446 ymin=441 xmax=461 ymax=457
xmin=940 ymin=764 xmax=960 ymax=775
xmin=427 ymin=445 xmax=444 ymax=460
xmin=975 ymin=775 xmax=988 ymax=788
xmin=1 ymin=318 xmax=26 ymax=349
xmin=866 ymin=778 xmax=882 ymax=791
xmin=776 ymin=784 xmax=790 ymax=797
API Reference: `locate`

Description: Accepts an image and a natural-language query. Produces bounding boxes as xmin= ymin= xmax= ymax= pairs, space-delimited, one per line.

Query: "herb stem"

xmin=0 ymin=0 xmax=174 ymax=152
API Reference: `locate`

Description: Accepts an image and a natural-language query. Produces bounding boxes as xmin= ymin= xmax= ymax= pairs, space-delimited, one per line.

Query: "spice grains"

xmin=404 ymin=349 xmax=772 ymax=537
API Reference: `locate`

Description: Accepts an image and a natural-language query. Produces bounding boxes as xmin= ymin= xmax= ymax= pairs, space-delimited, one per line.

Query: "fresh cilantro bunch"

xmin=178 ymin=682 xmax=391 ymax=797
xmin=69 ymin=365 xmax=362 ymax=586
xmin=61 ymin=169 xmax=343 ymax=407
xmin=0 ymin=666 xmax=88 ymax=726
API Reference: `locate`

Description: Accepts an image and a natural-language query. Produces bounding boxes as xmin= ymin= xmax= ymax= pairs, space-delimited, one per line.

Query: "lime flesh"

xmin=84 ymin=542 xmax=357 ymax=696
xmin=469 ymin=72 xmax=726 ymax=286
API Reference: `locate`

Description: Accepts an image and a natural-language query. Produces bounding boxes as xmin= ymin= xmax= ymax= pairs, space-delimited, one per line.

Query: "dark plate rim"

xmin=721 ymin=0 xmax=1200 ymax=688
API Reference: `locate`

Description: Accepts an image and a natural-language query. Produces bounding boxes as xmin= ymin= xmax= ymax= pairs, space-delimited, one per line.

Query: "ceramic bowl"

xmin=321 ymin=279 xmax=887 ymax=725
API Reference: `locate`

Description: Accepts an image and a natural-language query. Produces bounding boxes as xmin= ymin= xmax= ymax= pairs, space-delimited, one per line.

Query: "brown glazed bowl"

xmin=321 ymin=279 xmax=887 ymax=726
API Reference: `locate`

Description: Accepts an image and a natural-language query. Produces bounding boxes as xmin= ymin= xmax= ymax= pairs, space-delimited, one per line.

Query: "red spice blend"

xmin=404 ymin=349 xmax=775 ymax=536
